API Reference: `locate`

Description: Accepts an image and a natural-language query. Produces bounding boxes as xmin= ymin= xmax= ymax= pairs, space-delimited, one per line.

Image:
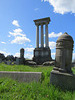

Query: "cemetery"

xmin=0 ymin=17 xmax=75 ymax=99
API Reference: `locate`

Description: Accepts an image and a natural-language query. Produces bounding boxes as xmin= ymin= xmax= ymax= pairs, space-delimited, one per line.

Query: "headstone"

xmin=16 ymin=48 xmax=25 ymax=65
xmin=16 ymin=58 xmax=20 ymax=65
xmin=50 ymin=33 xmax=75 ymax=90
xmin=20 ymin=48 xmax=24 ymax=58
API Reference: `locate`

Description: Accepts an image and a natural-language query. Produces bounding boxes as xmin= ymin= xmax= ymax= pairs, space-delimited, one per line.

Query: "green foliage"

xmin=0 ymin=63 xmax=75 ymax=100
xmin=72 ymin=67 xmax=75 ymax=74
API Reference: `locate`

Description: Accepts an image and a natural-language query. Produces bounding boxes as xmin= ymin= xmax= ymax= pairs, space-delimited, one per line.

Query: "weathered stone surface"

xmin=25 ymin=60 xmax=37 ymax=66
xmin=33 ymin=17 xmax=52 ymax=65
xmin=0 ymin=71 xmax=42 ymax=82
xmin=33 ymin=47 xmax=52 ymax=64
xmin=55 ymin=32 xmax=74 ymax=73
xmin=50 ymin=70 xmax=75 ymax=90
xmin=16 ymin=58 xmax=20 ymax=65
xmin=34 ymin=17 xmax=50 ymax=25
xmin=50 ymin=33 xmax=74 ymax=90
xmin=16 ymin=58 xmax=25 ymax=65
xmin=43 ymin=61 xmax=55 ymax=66
xmin=20 ymin=48 xmax=24 ymax=58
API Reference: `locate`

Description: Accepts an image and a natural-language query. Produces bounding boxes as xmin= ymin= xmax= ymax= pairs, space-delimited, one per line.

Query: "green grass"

xmin=0 ymin=63 xmax=75 ymax=100
xmin=72 ymin=67 xmax=75 ymax=74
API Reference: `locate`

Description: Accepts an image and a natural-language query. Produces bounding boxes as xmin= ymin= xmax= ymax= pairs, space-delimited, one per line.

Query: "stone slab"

xmin=50 ymin=70 xmax=75 ymax=90
xmin=0 ymin=71 xmax=42 ymax=82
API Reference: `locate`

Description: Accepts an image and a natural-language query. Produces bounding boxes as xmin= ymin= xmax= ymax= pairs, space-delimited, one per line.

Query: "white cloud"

xmin=14 ymin=52 xmax=20 ymax=57
xmin=73 ymin=53 xmax=75 ymax=60
xmin=49 ymin=41 xmax=56 ymax=49
xmin=51 ymin=52 xmax=55 ymax=59
xmin=9 ymin=28 xmax=25 ymax=37
xmin=51 ymin=52 xmax=55 ymax=56
xmin=0 ymin=50 xmax=10 ymax=57
xmin=9 ymin=32 xmax=25 ymax=37
xmin=29 ymin=45 xmax=33 ymax=47
xmin=49 ymin=32 xmax=62 ymax=38
xmin=25 ymin=53 xmax=33 ymax=59
xmin=8 ymin=35 xmax=11 ymax=37
xmin=14 ymin=47 xmax=34 ymax=59
xmin=43 ymin=0 xmax=75 ymax=14
xmin=25 ymin=48 xmax=34 ymax=52
xmin=25 ymin=47 xmax=34 ymax=59
xmin=1 ymin=42 xmax=6 ymax=44
xmin=9 ymin=28 xmax=30 ymax=44
xmin=12 ymin=20 xmax=20 ymax=27
xmin=11 ymin=36 xmax=31 ymax=44
xmin=13 ymin=28 xmax=23 ymax=33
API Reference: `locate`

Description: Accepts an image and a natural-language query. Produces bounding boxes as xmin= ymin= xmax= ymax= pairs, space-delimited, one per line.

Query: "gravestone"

xmin=20 ymin=48 xmax=24 ymax=58
xmin=16 ymin=48 xmax=25 ymax=65
xmin=50 ymin=33 xmax=75 ymax=90
xmin=16 ymin=58 xmax=20 ymax=65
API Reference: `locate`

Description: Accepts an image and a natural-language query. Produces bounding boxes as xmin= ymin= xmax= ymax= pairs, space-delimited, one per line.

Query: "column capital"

xmin=40 ymin=23 xmax=44 ymax=26
xmin=45 ymin=22 xmax=49 ymax=25
xmin=35 ymin=24 xmax=39 ymax=26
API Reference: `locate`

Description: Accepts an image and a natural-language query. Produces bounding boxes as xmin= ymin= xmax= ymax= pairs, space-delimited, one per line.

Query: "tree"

xmin=6 ymin=55 xmax=15 ymax=61
xmin=0 ymin=53 xmax=5 ymax=60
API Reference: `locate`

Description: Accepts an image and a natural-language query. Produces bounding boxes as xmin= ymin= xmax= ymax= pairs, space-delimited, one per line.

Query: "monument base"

xmin=50 ymin=70 xmax=75 ymax=90
xmin=16 ymin=58 xmax=25 ymax=65
xmin=33 ymin=47 xmax=52 ymax=64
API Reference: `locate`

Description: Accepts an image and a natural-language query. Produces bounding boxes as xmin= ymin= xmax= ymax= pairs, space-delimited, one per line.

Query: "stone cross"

xmin=34 ymin=17 xmax=50 ymax=48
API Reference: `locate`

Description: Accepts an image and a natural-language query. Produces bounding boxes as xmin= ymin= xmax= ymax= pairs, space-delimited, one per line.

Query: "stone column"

xmin=41 ymin=24 xmax=44 ymax=47
xmin=45 ymin=23 xmax=49 ymax=47
xmin=36 ymin=24 xmax=39 ymax=48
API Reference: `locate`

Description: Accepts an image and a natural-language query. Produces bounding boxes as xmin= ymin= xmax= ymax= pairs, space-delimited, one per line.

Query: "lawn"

xmin=0 ymin=63 xmax=75 ymax=100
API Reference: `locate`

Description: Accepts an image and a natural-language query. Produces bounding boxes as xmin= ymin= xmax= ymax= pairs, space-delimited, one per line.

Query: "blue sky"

xmin=0 ymin=0 xmax=75 ymax=60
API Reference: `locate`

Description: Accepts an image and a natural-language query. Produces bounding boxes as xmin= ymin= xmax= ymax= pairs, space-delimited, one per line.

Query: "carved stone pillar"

xmin=36 ymin=24 xmax=39 ymax=48
xmin=41 ymin=24 xmax=44 ymax=47
xmin=45 ymin=23 xmax=49 ymax=47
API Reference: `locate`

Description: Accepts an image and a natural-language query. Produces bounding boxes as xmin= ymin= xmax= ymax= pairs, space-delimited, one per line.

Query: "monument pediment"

xmin=34 ymin=17 xmax=51 ymax=25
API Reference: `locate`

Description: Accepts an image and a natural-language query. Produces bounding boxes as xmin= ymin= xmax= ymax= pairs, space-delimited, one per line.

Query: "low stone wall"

xmin=0 ymin=71 xmax=42 ymax=82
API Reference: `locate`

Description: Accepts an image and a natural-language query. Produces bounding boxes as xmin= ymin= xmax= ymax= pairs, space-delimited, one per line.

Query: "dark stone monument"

xmin=20 ymin=48 xmax=24 ymax=58
xmin=33 ymin=17 xmax=52 ymax=64
xmin=50 ymin=32 xmax=75 ymax=90
xmin=16 ymin=48 xmax=25 ymax=65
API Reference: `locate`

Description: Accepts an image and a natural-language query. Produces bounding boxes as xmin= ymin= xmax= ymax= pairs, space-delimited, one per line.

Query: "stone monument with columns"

xmin=33 ymin=17 xmax=52 ymax=64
